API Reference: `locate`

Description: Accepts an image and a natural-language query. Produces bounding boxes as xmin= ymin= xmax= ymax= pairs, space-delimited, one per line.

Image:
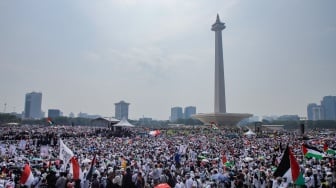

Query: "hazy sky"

xmin=1 ymin=0 xmax=335 ymax=120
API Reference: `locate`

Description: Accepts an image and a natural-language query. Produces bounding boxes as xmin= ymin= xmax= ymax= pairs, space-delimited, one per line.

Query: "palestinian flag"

xmin=324 ymin=143 xmax=336 ymax=155
xmin=302 ymin=144 xmax=324 ymax=159
xmin=210 ymin=122 xmax=218 ymax=130
xmin=224 ymin=161 xmax=234 ymax=168
xmin=222 ymin=155 xmax=227 ymax=164
xmin=86 ymin=155 xmax=96 ymax=181
xmin=47 ymin=117 xmax=54 ymax=125
xmin=273 ymin=145 xmax=305 ymax=185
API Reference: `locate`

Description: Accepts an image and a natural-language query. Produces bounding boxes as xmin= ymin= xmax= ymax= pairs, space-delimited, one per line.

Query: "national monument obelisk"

xmin=193 ymin=14 xmax=252 ymax=126
xmin=212 ymin=14 xmax=226 ymax=114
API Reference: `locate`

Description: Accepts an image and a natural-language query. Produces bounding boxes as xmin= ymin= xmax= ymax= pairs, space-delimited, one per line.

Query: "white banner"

xmin=19 ymin=140 xmax=27 ymax=150
xmin=59 ymin=139 xmax=74 ymax=165
xmin=179 ymin=145 xmax=188 ymax=155
xmin=40 ymin=145 xmax=49 ymax=158
xmin=0 ymin=144 xmax=6 ymax=156
xmin=9 ymin=144 xmax=16 ymax=155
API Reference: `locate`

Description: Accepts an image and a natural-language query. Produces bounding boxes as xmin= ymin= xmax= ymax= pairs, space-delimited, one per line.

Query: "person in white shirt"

xmin=185 ymin=174 xmax=193 ymax=188
xmin=174 ymin=176 xmax=185 ymax=188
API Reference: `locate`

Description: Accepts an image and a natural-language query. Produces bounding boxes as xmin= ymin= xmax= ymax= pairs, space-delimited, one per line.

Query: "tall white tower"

xmin=211 ymin=14 xmax=226 ymax=113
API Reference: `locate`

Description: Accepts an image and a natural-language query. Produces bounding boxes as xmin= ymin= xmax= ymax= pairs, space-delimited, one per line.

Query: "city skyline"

xmin=1 ymin=1 xmax=336 ymax=120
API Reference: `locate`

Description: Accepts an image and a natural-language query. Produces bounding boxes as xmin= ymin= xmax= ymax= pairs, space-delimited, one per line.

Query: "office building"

xmin=312 ymin=106 xmax=324 ymax=120
xmin=184 ymin=106 xmax=196 ymax=119
xmin=24 ymin=92 xmax=42 ymax=119
xmin=48 ymin=109 xmax=61 ymax=118
xmin=115 ymin=100 xmax=130 ymax=120
xmin=171 ymin=107 xmax=183 ymax=122
xmin=307 ymin=103 xmax=324 ymax=121
xmin=321 ymin=96 xmax=336 ymax=120
xmin=307 ymin=103 xmax=318 ymax=120
xmin=78 ymin=112 xmax=100 ymax=119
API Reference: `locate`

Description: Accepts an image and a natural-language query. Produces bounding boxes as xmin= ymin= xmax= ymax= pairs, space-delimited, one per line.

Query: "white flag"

xmin=59 ymin=139 xmax=74 ymax=166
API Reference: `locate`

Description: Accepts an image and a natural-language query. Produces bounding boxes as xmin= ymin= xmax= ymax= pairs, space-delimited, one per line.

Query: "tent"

xmin=244 ymin=129 xmax=256 ymax=136
xmin=114 ymin=117 xmax=135 ymax=127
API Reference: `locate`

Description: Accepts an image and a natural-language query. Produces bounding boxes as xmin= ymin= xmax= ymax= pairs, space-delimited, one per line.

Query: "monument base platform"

xmin=192 ymin=112 xmax=252 ymax=127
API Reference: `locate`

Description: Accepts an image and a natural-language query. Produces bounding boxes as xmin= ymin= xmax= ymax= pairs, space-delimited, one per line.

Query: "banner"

xmin=40 ymin=145 xmax=49 ymax=158
xmin=9 ymin=144 xmax=16 ymax=155
xmin=19 ymin=140 xmax=27 ymax=150
xmin=59 ymin=139 xmax=74 ymax=165
xmin=0 ymin=145 xmax=6 ymax=156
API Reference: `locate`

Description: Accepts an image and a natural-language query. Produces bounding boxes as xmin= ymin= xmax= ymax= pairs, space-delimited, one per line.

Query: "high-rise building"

xmin=69 ymin=112 xmax=75 ymax=118
xmin=312 ymin=106 xmax=324 ymax=120
xmin=115 ymin=100 xmax=130 ymax=120
xmin=170 ymin=107 xmax=183 ymax=122
xmin=321 ymin=96 xmax=336 ymax=120
xmin=24 ymin=92 xmax=42 ymax=119
xmin=48 ymin=109 xmax=61 ymax=118
xmin=184 ymin=106 xmax=196 ymax=119
xmin=307 ymin=103 xmax=318 ymax=120
xmin=307 ymin=103 xmax=324 ymax=120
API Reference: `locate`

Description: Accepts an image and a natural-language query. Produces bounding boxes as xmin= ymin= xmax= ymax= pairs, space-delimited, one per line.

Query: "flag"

xmin=224 ymin=161 xmax=234 ymax=168
xmin=210 ymin=122 xmax=218 ymax=130
xmin=20 ymin=164 xmax=34 ymax=186
xmin=222 ymin=155 xmax=227 ymax=164
xmin=324 ymin=143 xmax=336 ymax=155
xmin=302 ymin=144 xmax=324 ymax=159
xmin=59 ymin=139 xmax=74 ymax=166
xmin=47 ymin=117 xmax=54 ymax=125
xmin=273 ymin=145 xmax=305 ymax=185
xmin=70 ymin=156 xmax=81 ymax=180
xmin=86 ymin=155 xmax=96 ymax=180
xmin=149 ymin=130 xmax=161 ymax=136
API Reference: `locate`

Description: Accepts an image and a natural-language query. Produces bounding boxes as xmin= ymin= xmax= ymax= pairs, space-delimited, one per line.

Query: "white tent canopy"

xmin=114 ymin=117 xmax=135 ymax=127
xmin=244 ymin=129 xmax=256 ymax=135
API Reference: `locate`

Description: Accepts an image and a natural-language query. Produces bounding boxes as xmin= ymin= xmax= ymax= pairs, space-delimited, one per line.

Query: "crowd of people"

xmin=0 ymin=125 xmax=336 ymax=188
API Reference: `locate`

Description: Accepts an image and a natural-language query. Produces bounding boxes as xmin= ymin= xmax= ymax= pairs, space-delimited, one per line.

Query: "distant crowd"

xmin=0 ymin=125 xmax=336 ymax=188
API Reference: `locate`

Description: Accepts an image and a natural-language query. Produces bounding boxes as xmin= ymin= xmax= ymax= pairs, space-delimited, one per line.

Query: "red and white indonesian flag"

xmin=70 ymin=156 xmax=82 ymax=180
xmin=149 ymin=130 xmax=161 ymax=136
xmin=20 ymin=164 xmax=34 ymax=186
xmin=59 ymin=139 xmax=74 ymax=166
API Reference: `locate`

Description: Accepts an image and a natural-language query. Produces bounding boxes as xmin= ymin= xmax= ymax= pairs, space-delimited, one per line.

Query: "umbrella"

xmin=154 ymin=183 xmax=171 ymax=188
